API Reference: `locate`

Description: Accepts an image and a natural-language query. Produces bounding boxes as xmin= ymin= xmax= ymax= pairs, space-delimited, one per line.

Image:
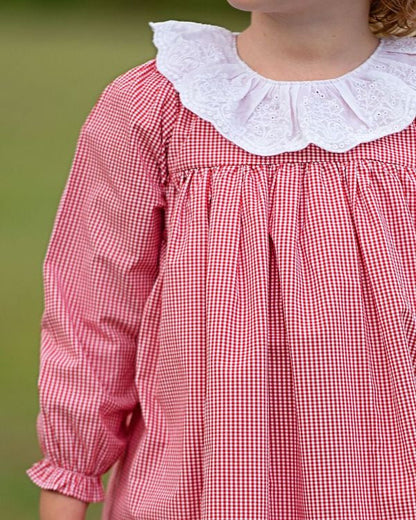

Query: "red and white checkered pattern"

xmin=27 ymin=57 xmax=416 ymax=519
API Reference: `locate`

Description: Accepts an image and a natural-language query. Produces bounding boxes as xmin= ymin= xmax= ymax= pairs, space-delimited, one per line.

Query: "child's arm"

xmin=26 ymin=63 xmax=170 ymax=505
xmin=39 ymin=489 xmax=88 ymax=520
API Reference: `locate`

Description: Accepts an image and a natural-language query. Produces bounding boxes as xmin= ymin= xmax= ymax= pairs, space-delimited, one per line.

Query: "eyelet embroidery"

xmin=150 ymin=20 xmax=416 ymax=156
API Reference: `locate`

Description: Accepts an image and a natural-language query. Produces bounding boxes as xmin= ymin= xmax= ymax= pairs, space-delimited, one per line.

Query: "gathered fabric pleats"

xmin=103 ymin=159 xmax=416 ymax=520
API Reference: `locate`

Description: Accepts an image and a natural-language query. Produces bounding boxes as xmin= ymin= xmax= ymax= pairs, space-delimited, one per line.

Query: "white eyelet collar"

xmin=149 ymin=19 xmax=416 ymax=156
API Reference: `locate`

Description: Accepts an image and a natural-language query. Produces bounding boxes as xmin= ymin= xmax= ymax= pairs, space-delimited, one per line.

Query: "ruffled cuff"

xmin=26 ymin=458 xmax=105 ymax=503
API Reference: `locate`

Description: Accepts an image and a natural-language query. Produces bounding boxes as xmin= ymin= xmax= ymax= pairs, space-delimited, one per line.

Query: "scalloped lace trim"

xmin=149 ymin=19 xmax=416 ymax=156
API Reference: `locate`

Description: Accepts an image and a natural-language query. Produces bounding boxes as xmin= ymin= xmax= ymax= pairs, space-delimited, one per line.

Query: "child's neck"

xmin=236 ymin=7 xmax=380 ymax=83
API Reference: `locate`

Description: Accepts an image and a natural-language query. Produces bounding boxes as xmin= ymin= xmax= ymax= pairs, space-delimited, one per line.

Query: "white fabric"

xmin=149 ymin=19 xmax=416 ymax=156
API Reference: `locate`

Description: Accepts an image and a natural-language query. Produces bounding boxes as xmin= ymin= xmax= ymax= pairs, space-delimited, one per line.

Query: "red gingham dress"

xmin=26 ymin=28 xmax=416 ymax=519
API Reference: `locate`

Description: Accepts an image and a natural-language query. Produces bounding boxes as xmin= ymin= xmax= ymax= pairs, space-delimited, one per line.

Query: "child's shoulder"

xmin=86 ymin=58 xmax=180 ymax=140
xmin=109 ymin=58 xmax=178 ymax=104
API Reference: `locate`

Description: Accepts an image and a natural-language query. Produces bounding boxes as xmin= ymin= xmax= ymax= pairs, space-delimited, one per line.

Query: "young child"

xmin=27 ymin=1 xmax=416 ymax=519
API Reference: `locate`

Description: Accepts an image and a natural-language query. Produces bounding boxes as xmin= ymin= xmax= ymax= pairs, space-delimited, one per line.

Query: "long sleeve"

xmin=26 ymin=64 xmax=171 ymax=503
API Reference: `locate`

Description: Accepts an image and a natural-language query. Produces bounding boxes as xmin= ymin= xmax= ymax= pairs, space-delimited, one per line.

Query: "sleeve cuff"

xmin=26 ymin=458 xmax=105 ymax=503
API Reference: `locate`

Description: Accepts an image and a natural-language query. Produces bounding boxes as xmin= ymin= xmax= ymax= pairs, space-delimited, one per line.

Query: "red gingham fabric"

xmin=26 ymin=57 xmax=416 ymax=519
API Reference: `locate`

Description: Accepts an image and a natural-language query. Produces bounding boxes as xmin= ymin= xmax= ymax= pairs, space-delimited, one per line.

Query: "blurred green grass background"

xmin=1 ymin=3 xmax=248 ymax=518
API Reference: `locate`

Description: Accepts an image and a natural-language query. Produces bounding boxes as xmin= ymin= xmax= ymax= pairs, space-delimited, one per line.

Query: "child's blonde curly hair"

xmin=369 ymin=0 xmax=416 ymax=37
